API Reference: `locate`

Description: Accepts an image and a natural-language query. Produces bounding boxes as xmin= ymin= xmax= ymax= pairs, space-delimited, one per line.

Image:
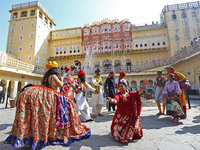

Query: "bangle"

xmin=140 ymin=87 xmax=145 ymax=89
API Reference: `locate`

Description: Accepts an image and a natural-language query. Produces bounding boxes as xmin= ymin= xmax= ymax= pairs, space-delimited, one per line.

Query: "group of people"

xmin=4 ymin=60 xmax=189 ymax=149
xmin=0 ymin=83 xmax=6 ymax=103
xmin=5 ymin=61 xmax=150 ymax=149
xmin=153 ymin=66 xmax=188 ymax=122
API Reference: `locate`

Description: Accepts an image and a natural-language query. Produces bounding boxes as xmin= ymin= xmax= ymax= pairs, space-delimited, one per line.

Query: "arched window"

xmin=163 ymin=42 xmax=166 ymax=45
xmin=135 ymin=44 xmax=138 ymax=47
xmin=152 ymin=43 xmax=155 ymax=46
xmin=114 ymin=60 xmax=121 ymax=67
xmin=140 ymin=44 xmax=143 ymax=47
xmin=157 ymin=42 xmax=160 ymax=46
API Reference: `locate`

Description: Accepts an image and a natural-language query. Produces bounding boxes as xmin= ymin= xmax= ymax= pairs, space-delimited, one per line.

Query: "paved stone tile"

xmin=0 ymin=100 xmax=200 ymax=150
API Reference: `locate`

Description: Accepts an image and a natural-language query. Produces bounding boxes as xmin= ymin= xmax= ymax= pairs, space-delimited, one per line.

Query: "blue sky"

xmin=0 ymin=0 xmax=197 ymax=52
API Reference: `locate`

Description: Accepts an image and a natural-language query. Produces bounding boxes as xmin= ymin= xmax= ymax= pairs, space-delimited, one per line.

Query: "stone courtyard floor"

xmin=0 ymin=98 xmax=200 ymax=150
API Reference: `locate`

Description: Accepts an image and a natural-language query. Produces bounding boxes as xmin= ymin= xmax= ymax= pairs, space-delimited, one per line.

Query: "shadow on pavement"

xmin=193 ymin=115 xmax=200 ymax=123
xmin=141 ymin=115 xmax=183 ymax=129
xmin=0 ymin=123 xmax=13 ymax=132
xmin=175 ymin=124 xmax=200 ymax=134
xmin=65 ymin=133 xmax=132 ymax=150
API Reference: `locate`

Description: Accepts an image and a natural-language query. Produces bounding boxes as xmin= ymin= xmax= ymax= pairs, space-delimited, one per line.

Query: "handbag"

xmin=179 ymin=80 xmax=191 ymax=89
xmin=175 ymin=73 xmax=191 ymax=89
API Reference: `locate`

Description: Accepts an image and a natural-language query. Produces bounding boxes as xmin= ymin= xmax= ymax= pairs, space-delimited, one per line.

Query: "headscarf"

xmin=167 ymin=66 xmax=176 ymax=75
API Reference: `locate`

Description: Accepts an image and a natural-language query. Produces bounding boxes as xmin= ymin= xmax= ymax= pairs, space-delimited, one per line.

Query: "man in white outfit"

xmin=115 ymin=71 xmax=128 ymax=92
xmin=91 ymin=68 xmax=104 ymax=118
xmin=74 ymin=70 xmax=98 ymax=122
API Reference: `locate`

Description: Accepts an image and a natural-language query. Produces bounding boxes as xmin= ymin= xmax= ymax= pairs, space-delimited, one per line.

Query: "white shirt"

xmin=63 ymin=70 xmax=72 ymax=84
xmin=0 ymin=86 xmax=3 ymax=92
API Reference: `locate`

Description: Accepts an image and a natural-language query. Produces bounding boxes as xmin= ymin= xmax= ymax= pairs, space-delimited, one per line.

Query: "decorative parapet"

xmin=162 ymin=1 xmax=200 ymax=14
xmin=11 ymin=1 xmax=55 ymax=22
xmin=0 ymin=51 xmax=34 ymax=72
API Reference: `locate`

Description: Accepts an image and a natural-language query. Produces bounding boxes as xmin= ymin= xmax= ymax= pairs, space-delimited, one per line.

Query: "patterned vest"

xmin=92 ymin=75 xmax=102 ymax=94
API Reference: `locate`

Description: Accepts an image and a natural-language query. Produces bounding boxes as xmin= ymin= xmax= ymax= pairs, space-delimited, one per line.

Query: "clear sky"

xmin=0 ymin=0 xmax=197 ymax=52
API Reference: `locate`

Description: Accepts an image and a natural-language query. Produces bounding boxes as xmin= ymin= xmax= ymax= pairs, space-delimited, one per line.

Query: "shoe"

xmin=98 ymin=113 xmax=103 ymax=117
xmin=84 ymin=118 xmax=94 ymax=122
xmin=156 ymin=112 xmax=162 ymax=115
xmin=92 ymin=115 xmax=96 ymax=118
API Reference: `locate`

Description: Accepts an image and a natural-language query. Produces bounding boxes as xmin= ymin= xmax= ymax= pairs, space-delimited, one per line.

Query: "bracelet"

xmin=140 ymin=87 xmax=145 ymax=89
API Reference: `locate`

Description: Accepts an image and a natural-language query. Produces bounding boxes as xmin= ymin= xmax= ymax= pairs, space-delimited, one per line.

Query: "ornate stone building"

xmin=1 ymin=1 xmax=200 ymax=101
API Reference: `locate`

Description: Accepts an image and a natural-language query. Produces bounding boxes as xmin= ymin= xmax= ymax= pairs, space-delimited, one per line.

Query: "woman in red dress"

xmin=107 ymin=79 xmax=149 ymax=143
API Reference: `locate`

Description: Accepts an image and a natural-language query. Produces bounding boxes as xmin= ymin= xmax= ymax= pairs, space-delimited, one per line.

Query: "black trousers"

xmin=0 ymin=93 xmax=5 ymax=103
xmin=108 ymin=102 xmax=115 ymax=111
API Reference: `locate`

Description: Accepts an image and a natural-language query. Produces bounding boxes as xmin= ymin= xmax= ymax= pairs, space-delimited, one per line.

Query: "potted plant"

xmin=144 ymin=88 xmax=151 ymax=100
xmin=9 ymin=98 xmax=16 ymax=108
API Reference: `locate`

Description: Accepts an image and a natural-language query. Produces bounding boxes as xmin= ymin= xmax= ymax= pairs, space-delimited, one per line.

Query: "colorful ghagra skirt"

xmin=4 ymin=85 xmax=91 ymax=150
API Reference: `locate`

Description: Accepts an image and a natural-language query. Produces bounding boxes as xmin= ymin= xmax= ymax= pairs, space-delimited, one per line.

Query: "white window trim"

xmin=9 ymin=38 xmax=13 ymax=43
xmin=36 ymin=56 xmax=40 ymax=63
xmin=42 ymin=58 xmax=46 ymax=63
xmin=21 ymin=25 xmax=24 ymax=30
xmin=8 ymin=49 xmax=12 ymax=54
xmin=31 ymin=23 xmax=34 ymax=28
xmin=11 ymin=27 xmax=14 ymax=33
xmin=43 ymin=47 xmax=46 ymax=53
xmin=29 ymin=44 xmax=33 ymax=49
xmin=28 ymin=55 xmax=32 ymax=61
xmin=19 ymin=35 xmax=23 ymax=41
xmin=18 ymin=47 xmax=22 ymax=52
xmin=30 ymin=32 xmax=34 ymax=38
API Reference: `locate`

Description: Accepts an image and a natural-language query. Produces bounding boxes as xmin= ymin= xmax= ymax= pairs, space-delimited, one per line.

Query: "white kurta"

xmin=75 ymin=82 xmax=96 ymax=120
xmin=91 ymin=76 xmax=104 ymax=115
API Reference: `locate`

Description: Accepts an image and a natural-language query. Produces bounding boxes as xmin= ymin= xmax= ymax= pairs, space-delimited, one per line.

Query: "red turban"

xmin=119 ymin=71 xmax=126 ymax=76
xmin=110 ymin=71 xmax=115 ymax=74
xmin=78 ymin=70 xmax=86 ymax=76
xmin=64 ymin=67 xmax=71 ymax=72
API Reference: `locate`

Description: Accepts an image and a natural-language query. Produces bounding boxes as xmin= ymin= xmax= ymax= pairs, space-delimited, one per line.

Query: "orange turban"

xmin=78 ymin=70 xmax=86 ymax=76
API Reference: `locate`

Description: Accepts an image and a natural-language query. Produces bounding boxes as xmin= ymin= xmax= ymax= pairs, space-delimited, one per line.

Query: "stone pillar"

xmin=5 ymin=80 xmax=9 ymax=100
xmin=25 ymin=81 xmax=29 ymax=86
xmin=136 ymin=80 xmax=140 ymax=91
xmin=12 ymin=81 xmax=19 ymax=98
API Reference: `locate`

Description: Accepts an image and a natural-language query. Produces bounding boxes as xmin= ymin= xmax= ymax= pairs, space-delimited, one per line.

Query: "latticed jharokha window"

xmin=30 ymin=10 xmax=35 ymax=16
xmin=21 ymin=11 xmax=27 ymax=17
xmin=13 ymin=13 xmax=18 ymax=19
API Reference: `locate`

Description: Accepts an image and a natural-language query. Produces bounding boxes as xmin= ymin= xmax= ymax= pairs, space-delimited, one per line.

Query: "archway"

xmin=102 ymin=60 xmax=112 ymax=73
xmin=94 ymin=61 xmax=100 ymax=68
xmin=131 ymin=80 xmax=137 ymax=91
xmin=0 ymin=79 xmax=7 ymax=86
